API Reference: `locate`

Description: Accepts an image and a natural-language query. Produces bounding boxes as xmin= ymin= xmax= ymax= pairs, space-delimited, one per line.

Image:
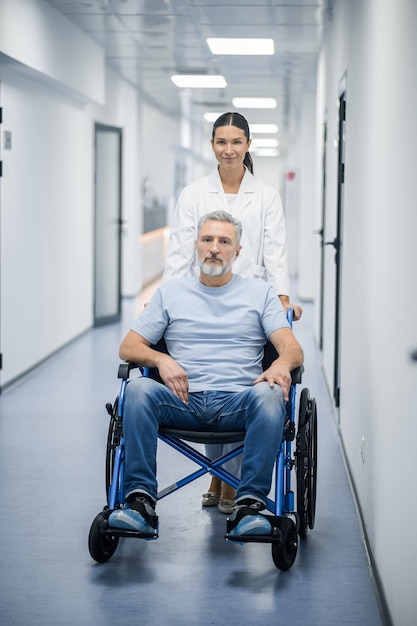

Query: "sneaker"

xmin=228 ymin=498 xmax=272 ymax=537
xmin=108 ymin=494 xmax=158 ymax=533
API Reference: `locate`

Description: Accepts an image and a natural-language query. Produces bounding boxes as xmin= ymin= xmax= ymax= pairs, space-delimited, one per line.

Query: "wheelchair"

xmin=88 ymin=317 xmax=318 ymax=571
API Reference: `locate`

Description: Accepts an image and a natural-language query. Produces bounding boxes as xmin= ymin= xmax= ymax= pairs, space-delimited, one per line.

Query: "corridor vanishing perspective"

xmin=0 ymin=286 xmax=382 ymax=625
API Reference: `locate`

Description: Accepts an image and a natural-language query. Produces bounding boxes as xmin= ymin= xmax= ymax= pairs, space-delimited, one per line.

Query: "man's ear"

xmin=234 ymin=245 xmax=242 ymax=259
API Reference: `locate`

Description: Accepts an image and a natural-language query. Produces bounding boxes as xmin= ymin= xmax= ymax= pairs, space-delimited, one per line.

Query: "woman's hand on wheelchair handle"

xmin=279 ymin=295 xmax=302 ymax=321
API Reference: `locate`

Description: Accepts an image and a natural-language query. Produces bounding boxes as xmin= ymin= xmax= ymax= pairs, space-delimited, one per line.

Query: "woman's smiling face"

xmin=211 ymin=124 xmax=251 ymax=171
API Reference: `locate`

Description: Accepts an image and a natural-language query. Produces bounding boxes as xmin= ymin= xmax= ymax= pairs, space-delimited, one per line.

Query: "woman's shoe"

xmin=201 ymin=492 xmax=220 ymax=507
xmin=218 ymin=499 xmax=234 ymax=514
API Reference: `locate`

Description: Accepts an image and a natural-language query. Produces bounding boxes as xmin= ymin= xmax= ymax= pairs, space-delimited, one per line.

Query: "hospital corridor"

xmin=0 ymin=281 xmax=382 ymax=625
xmin=0 ymin=1 xmax=416 ymax=625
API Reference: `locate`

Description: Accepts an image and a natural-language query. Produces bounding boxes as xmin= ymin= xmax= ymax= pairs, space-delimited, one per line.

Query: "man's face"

xmin=196 ymin=220 xmax=241 ymax=277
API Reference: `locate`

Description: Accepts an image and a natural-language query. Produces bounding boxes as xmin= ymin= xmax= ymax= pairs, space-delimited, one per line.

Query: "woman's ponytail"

xmin=244 ymin=151 xmax=254 ymax=175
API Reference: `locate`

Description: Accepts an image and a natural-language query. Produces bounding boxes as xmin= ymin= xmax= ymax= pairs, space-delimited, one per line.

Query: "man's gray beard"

xmin=200 ymin=258 xmax=232 ymax=277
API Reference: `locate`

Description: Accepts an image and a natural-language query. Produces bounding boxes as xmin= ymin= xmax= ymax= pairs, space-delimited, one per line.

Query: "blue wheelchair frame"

xmin=110 ymin=361 xmax=302 ymax=517
xmin=89 ymin=310 xmax=317 ymax=570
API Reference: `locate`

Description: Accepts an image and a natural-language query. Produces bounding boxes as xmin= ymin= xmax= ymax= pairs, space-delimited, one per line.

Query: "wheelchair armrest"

xmin=118 ymin=362 xmax=140 ymax=379
xmin=291 ymin=365 xmax=304 ymax=385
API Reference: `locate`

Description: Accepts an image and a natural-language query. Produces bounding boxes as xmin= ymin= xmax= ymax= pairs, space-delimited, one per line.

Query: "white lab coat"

xmin=163 ymin=167 xmax=289 ymax=295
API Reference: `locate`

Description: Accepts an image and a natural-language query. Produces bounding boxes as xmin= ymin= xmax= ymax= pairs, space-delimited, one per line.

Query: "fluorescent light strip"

xmin=251 ymin=138 xmax=279 ymax=148
xmin=232 ymin=97 xmax=277 ymax=109
xmin=250 ymin=124 xmax=279 ymax=134
xmin=203 ymin=112 xmax=225 ymax=123
xmin=252 ymin=148 xmax=280 ymax=157
xmin=207 ymin=38 xmax=274 ymax=55
xmin=171 ymin=75 xmax=227 ymax=88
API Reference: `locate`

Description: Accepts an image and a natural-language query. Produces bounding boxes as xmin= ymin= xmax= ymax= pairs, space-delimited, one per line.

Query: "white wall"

xmin=142 ymin=103 xmax=180 ymax=213
xmin=90 ymin=69 xmax=144 ymax=298
xmin=316 ymin=1 xmax=417 ymax=623
xmin=318 ymin=0 xmax=350 ymax=391
xmin=312 ymin=49 xmax=327 ymax=344
xmin=296 ymin=90 xmax=318 ymax=301
xmin=0 ymin=74 xmax=94 ymax=385
xmin=0 ymin=0 xmax=105 ymax=104
xmin=0 ymin=0 xmax=180 ymax=387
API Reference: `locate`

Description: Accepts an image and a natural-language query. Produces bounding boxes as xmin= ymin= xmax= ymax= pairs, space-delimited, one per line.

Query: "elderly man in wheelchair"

xmin=108 ymin=209 xmax=304 ymax=541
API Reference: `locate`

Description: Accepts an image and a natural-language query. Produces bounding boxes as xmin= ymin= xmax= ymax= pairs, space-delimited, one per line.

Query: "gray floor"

xmin=0 ymin=286 xmax=383 ymax=626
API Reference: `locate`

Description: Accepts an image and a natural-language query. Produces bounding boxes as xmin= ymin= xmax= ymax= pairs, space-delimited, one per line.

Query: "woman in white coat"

xmin=163 ymin=112 xmax=301 ymax=513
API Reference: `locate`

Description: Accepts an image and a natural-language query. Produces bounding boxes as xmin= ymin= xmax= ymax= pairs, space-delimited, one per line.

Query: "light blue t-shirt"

xmin=131 ymin=274 xmax=289 ymax=392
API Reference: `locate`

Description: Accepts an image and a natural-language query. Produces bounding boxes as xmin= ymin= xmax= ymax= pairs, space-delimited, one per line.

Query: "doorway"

xmin=318 ymin=120 xmax=327 ymax=352
xmin=94 ymin=124 xmax=122 ymax=326
xmin=332 ymin=85 xmax=346 ymax=407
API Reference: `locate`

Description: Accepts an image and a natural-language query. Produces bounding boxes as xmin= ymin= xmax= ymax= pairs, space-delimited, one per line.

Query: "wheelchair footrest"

xmin=101 ymin=527 xmax=159 ymax=540
xmin=225 ymin=515 xmax=286 ymax=544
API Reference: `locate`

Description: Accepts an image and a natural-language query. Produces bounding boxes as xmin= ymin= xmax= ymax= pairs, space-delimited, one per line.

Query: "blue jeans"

xmin=122 ymin=377 xmax=286 ymax=504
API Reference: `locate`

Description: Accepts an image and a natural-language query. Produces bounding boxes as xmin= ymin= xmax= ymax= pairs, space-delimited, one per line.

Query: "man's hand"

xmin=253 ymin=361 xmax=292 ymax=401
xmin=254 ymin=327 xmax=303 ymax=401
xmin=119 ymin=330 xmax=189 ymax=403
xmin=156 ymin=354 xmax=189 ymax=404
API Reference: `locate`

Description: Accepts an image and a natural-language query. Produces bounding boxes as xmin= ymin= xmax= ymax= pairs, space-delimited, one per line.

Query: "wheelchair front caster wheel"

xmin=89 ymin=510 xmax=119 ymax=563
xmin=271 ymin=517 xmax=298 ymax=571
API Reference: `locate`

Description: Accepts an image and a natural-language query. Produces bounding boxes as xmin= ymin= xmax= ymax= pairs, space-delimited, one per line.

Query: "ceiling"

xmin=46 ymin=0 xmax=332 ymax=154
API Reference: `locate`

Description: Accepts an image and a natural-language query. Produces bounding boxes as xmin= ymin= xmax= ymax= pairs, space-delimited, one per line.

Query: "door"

xmin=94 ymin=124 xmax=122 ymax=326
xmin=327 ymin=87 xmax=346 ymax=407
xmin=317 ymin=120 xmax=327 ymax=352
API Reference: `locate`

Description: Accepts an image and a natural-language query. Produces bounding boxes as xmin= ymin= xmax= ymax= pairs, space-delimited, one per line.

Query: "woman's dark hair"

xmin=212 ymin=112 xmax=254 ymax=174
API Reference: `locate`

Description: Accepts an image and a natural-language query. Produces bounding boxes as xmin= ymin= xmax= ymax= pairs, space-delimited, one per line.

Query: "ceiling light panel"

xmin=251 ymin=138 xmax=279 ymax=148
xmin=171 ymin=75 xmax=227 ymax=88
xmin=250 ymin=124 xmax=279 ymax=134
xmin=232 ymin=97 xmax=277 ymax=109
xmin=252 ymin=148 xmax=280 ymax=157
xmin=203 ymin=112 xmax=225 ymax=122
xmin=207 ymin=38 xmax=274 ymax=55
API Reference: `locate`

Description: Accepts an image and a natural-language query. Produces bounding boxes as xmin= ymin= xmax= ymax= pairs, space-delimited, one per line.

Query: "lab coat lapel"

xmin=207 ymin=168 xmax=228 ymax=211
xmin=235 ymin=168 xmax=255 ymax=218
xmin=207 ymin=167 xmax=255 ymax=215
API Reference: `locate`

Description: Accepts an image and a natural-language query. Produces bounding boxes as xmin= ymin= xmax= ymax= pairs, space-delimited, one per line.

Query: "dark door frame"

xmin=93 ymin=123 xmax=123 ymax=326
xmin=318 ymin=118 xmax=327 ymax=352
xmin=332 ymin=77 xmax=347 ymax=407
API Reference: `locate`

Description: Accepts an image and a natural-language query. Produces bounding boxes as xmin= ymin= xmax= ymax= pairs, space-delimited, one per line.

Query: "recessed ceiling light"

xmin=207 ymin=38 xmax=274 ymax=55
xmin=252 ymin=148 xmax=280 ymax=157
xmin=203 ymin=112 xmax=224 ymax=122
xmin=232 ymin=97 xmax=277 ymax=109
xmin=251 ymin=138 xmax=279 ymax=148
xmin=171 ymin=75 xmax=227 ymax=88
xmin=250 ymin=124 xmax=279 ymax=134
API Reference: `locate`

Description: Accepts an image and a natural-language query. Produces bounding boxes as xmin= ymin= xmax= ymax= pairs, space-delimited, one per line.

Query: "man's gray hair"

xmin=197 ymin=210 xmax=243 ymax=244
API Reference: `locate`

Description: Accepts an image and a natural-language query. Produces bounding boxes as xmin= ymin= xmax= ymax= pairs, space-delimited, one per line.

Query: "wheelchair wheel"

xmin=296 ymin=388 xmax=318 ymax=539
xmin=88 ymin=510 xmax=119 ymax=563
xmin=307 ymin=398 xmax=318 ymax=530
xmin=271 ymin=517 xmax=298 ymax=571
